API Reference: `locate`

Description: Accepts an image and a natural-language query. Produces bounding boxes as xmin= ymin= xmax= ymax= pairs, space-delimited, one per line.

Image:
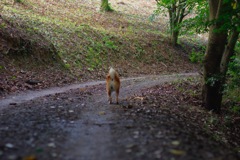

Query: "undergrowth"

xmin=223 ymin=42 xmax=240 ymax=115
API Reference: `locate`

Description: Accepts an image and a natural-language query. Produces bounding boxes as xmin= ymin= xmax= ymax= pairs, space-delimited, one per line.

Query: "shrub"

xmin=189 ymin=50 xmax=204 ymax=63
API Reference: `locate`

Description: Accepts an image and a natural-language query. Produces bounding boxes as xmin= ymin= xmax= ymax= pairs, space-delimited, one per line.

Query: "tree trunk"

xmin=100 ymin=0 xmax=113 ymax=12
xmin=168 ymin=1 xmax=186 ymax=46
xmin=202 ymin=0 xmax=228 ymax=113
xmin=220 ymin=30 xmax=240 ymax=79
xmin=171 ymin=30 xmax=179 ymax=46
xmin=202 ymin=28 xmax=228 ymax=113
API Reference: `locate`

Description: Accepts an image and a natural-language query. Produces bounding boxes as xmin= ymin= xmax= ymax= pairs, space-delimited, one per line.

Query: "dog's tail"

xmin=109 ymin=67 xmax=116 ymax=79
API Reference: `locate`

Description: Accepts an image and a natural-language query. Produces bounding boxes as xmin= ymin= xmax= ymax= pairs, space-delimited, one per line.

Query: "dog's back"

xmin=108 ymin=68 xmax=120 ymax=86
xmin=106 ymin=67 xmax=120 ymax=104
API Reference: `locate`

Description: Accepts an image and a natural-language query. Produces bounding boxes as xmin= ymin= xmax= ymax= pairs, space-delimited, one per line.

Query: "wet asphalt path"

xmin=2 ymin=73 xmax=223 ymax=160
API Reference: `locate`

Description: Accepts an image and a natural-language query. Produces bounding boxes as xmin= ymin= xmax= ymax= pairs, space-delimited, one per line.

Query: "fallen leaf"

xmin=99 ymin=111 xmax=106 ymax=115
xmin=7 ymin=155 xmax=17 ymax=160
xmin=134 ymin=96 xmax=144 ymax=100
xmin=47 ymin=142 xmax=56 ymax=148
xmin=171 ymin=140 xmax=180 ymax=146
xmin=169 ymin=149 xmax=186 ymax=156
xmin=23 ymin=155 xmax=37 ymax=160
xmin=68 ymin=110 xmax=74 ymax=113
xmin=5 ymin=143 xmax=14 ymax=148
xmin=126 ymin=143 xmax=137 ymax=149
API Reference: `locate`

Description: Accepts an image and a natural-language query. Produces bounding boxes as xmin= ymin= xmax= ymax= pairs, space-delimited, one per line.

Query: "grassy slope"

xmin=2 ymin=0 xmax=199 ymax=72
xmin=0 ymin=0 xmax=200 ymax=95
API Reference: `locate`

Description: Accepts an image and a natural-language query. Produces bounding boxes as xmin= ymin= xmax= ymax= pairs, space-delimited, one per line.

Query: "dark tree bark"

xmin=171 ymin=30 xmax=179 ymax=46
xmin=202 ymin=0 xmax=239 ymax=113
xmin=202 ymin=0 xmax=228 ymax=113
xmin=202 ymin=31 xmax=227 ymax=112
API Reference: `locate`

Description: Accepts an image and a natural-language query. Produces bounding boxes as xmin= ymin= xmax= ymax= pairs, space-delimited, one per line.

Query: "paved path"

xmin=3 ymin=73 xmax=237 ymax=160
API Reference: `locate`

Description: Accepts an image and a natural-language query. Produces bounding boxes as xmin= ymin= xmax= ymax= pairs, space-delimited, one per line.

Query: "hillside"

xmin=0 ymin=0 xmax=200 ymax=96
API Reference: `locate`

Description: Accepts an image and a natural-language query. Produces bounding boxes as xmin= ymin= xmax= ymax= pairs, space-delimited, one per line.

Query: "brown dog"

xmin=106 ymin=67 xmax=120 ymax=104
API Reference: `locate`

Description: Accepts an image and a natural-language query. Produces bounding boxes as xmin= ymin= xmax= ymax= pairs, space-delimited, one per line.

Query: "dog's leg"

xmin=116 ymin=89 xmax=119 ymax=104
xmin=108 ymin=90 xmax=112 ymax=104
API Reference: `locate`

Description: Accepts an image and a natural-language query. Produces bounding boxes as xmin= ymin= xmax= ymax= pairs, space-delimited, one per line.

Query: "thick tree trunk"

xmin=202 ymin=27 xmax=227 ymax=112
xmin=202 ymin=0 xmax=228 ymax=112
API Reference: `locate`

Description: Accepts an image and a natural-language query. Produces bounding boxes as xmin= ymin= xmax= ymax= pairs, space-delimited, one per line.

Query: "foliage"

xmin=103 ymin=36 xmax=118 ymax=50
xmin=85 ymin=36 xmax=118 ymax=70
xmin=227 ymin=42 xmax=240 ymax=88
xmin=182 ymin=1 xmax=209 ymax=34
xmin=224 ymin=44 xmax=240 ymax=112
xmin=189 ymin=50 xmax=204 ymax=63
xmin=219 ymin=0 xmax=240 ymax=32
xmin=152 ymin=0 xmax=204 ymax=45
xmin=0 ymin=22 xmax=7 ymax=29
xmin=15 ymin=0 xmax=23 ymax=3
xmin=228 ymin=56 xmax=240 ymax=88
xmin=64 ymin=63 xmax=71 ymax=69
xmin=206 ymin=74 xmax=222 ymax=87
